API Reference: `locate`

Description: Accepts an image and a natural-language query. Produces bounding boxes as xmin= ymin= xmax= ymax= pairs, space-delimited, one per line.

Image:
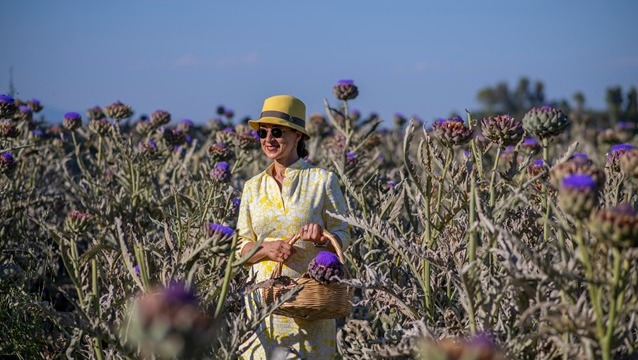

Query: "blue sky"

xmin=1 ymin=1 xmax=637 ymax=127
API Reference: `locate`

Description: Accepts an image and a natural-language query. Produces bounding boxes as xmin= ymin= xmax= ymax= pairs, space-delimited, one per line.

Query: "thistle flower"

xmin=520 ymin=137 xmax=540 ymax=153
xmin=590 ymin=204 xmax=638 ymax=248
xmin=432 ymin=116 xmax=474 ymax=147
xmin=208 ymin=143 xmax=234 ymax=162
xmin=63 ymin=112 xmax=82 ymax=131
xmin=123 ymin=281 xmax=216 ymax=360
xmin=104 ymin=100 xmax=133 ymax=121
xmin=606 ymin=143 xmax=634 ymax=172
xmin=135 ymin=120 xmax=153 ymax=135
xmin=0 ymin=94 xmax=17 ymax=118
xmin=307 ymin=251 xmax=344 ymax=285
xmin=139 ymin=140 xmax=159 ymax=157
xmin=162 ymin=128 xmax=186 ymax=147
xmin=208 ymin=222 xmax=234 ymax=238
xmin=550 ymin=154 xmax=605 ymax=189
xmin=333 ymin=79 xmax=359 ymax=101
xmin=597 ymin=128 xmax=621 ymax=145
xmin=89 ymin=118 xmax=112 ymax=136
xmin=150 ymin=110 xmax=171 ymax=128
xmin=86 ymin=105 xmax=106 ymax=121
xmin=233 ymin=130 xmax=260 ymax=150
xmin=224 ymin=108 xmax=234 ymax=119
xmin=210 ymin=161 xmax=231 ymax=183
xmin=0 ymin=151 xmax=16 ymax=175
xmin=522 ymin=105 xmax=570 ymax=139
xmin=25 ymin=98 xmax=43 ymax=113
xmin=481 ymin=114 xmax=524 ymax=147
xmin=15 ymin=105 xmax=32 ymax=122
xmin=346 ymin=151 xmax=358 ymax=167
xmin=216 ymin=105 xmax=226 ymax=116
xmin=619 ymin=148 xmax=638 ymax=182
xmin=65 ymin=210 xmax=92 ymax=233
xmin=177 ymin=118 xmax=194 ymax=133
xmin=558 ymin=174 xmax=599 ymax=219
xmin=0 ymin=119 xmax=19 ymax=138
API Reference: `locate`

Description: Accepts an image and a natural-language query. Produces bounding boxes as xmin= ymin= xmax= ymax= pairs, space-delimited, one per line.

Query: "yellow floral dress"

xmin=236 ymin=158 xmax=350 ymax=360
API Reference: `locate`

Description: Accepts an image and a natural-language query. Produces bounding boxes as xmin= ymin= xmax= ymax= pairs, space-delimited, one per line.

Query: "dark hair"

xmin=297 ymin=138 xmax=309 ymax=158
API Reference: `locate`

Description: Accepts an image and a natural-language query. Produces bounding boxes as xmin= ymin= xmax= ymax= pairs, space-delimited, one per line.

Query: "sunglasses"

xmin=257 ymin=127 xmax=288 ymax=139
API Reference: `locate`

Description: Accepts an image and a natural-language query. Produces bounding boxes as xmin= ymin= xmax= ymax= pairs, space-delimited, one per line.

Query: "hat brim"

xmin=248 ymin=117 xmax=310 ymax=139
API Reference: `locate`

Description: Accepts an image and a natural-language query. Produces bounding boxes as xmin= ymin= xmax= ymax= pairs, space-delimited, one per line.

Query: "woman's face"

xmin=258 ymin=124 xmax=301 ymax=163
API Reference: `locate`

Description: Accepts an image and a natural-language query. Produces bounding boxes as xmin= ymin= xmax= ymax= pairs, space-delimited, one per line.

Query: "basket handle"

xmin=271 ymin=229 xmax=345 ymax=278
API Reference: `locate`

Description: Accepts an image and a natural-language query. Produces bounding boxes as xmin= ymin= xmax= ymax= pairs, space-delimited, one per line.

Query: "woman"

xmin=236 ymin=94 xmax=350 ymax=359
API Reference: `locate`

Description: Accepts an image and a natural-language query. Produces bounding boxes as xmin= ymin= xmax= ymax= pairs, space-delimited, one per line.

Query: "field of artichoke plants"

xmin=1 ymin=81 xmax=638 ymax=360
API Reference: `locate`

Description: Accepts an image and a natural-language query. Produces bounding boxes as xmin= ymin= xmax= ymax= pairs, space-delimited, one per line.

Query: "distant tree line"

xmin=474 ymin=77 xmax=638 ymax=128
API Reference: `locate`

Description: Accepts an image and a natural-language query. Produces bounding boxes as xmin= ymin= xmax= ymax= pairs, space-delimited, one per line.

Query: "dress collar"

xmin=264 ymin=158 xmax=309 ymax=177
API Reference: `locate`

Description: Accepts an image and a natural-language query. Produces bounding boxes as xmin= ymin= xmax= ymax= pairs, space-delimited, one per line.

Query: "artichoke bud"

xmin=307 ymin=251 xmax=345 ymax=285
xmin=590 ymin=203 xmax=638 ymax=249
xmin=522 ymin=105 xmax=570 ymax=139
xmin=557 ymin=174 xmax=599 ymax=219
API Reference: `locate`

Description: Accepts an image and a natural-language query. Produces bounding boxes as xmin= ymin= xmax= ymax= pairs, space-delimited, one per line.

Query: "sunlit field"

xmin=1 ymin=82 xmax=637 ymax=360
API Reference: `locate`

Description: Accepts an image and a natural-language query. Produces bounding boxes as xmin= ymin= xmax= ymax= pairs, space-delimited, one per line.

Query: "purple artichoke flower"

xmin=0 ymin=94 xmax=17 ymax=118
xmin=233 ymin=131 xmax=260 ymax=150
xmin=590 ymin=203 xmax=638 ymax=248
xmin=0 ymin=119 xmax=19 ymax=138
xmin=86 ymin=105 xmax=106 ymax=121
xmin=208 ymin=142 xmax=234 ymax=162
xmin=521 ymin=137 xmax=540 ymax=152
xmin=558 ymin=174 xmax=599 ymax=219
xmin=333 ymin=79 xmax=359 ymax=101
xmin=481 ymin=114 xmax=524 ymax=147
xmin=432 ymin=116 xmax=474 ymax=147
xmin=228 ymin=196 xmax=241 ymax=217
xmin=163 ymin=128 xmax=186 ymax=147
xmin=133 ymin=265 xmax=141 ymax=276
xmin=15 ymin=105 xmax=33 ymax=122
xmin=0 ymin=151 xmax=16 ymax=174
xmin=177 ymin=118 xmax=194 ymax=133
xmin=550 ymin=154 xmax=604 ymax=189
xmin=150 ymin=110 xmax=171 ymax=128
xmin=209 ymin=161 xmax=231 ymax=183
xmin=307 ymin=251 xmax=344 ymax=285
xmin=63 ymin=111 xmax=82 ymax=131
xmin=208 ymin=222 xmax=234 ymax=238
xmin=224 ymin=108 xmax=234 ymax=119
xmin=346 ymin=151 xmax=358 ymax=167
xmin=607 ymin=143 xmax=634 ymax=172
xmin=25 ymin=98 xmax=43 ymax=113
xmin=104 ymin=100 xmax=133 ymax=121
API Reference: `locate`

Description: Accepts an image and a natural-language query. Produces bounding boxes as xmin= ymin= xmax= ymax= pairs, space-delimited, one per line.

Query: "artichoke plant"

xmin=63 ymin=112 xmax=82 ymax=131
xmin=432 ymin=115 xmax=474 ymax=147
xmin=619 ymin=148 xmax=638 ymax=183
xmin=104 ymin=100 xmax=133 ymax=121
xmin=0 ymin=151 xmax=16 ymax=175
xmin=606 ymin=143 xmax=634 ymax=172
xmin=333 ymin=79 xmax=359 ymax=101
xmin=550 ymin=153 xmax=605 ymax=189
xmin=150 ymin=110 xmax=171 ymax=128
xmin=590 ymin=203 xmax=638 ymax=248
xmin=0 ymin=94 xmax=17 ymax=118
xmin=557 ymin=174 xmax=599 ymax=220
xmin=307 ymin=251 xmax=345 ymax=285
xmin=481 ymin=114 xmax=524 ymax=147
xmin=522 ymin=105 xmax=570 ymax=139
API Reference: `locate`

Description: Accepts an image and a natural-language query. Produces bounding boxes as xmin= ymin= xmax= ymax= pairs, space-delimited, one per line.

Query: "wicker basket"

xmin=262 ymin=230 xmax=354 ymax=321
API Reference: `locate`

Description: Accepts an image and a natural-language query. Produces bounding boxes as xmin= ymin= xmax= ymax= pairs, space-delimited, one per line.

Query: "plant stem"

xmin=434 ymin=147 xmax=453 ymax=221
xmin=215 ymin=233 xmax=238 ymax=318
xmin=542 ymin=138 xmax=551 ymax=243
xmin=468 ymin=168 xmax=477 ymax=263
xmin=602 ymin=247 xmax=622 ymax=360
xmin=91 ymin=258 xmax=104 ymax=360
xmin=488 ymin=146 xmax=502 ymax=209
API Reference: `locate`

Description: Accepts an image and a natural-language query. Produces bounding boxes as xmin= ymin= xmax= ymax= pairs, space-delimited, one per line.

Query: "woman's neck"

xmin=272 ymin=155 xmax=300 ymax=179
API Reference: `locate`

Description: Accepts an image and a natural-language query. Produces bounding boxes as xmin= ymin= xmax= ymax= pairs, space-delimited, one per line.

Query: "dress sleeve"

xmin=322 ymin=172 xmax=350 ymax=249
xmin=236 ymin=182 xmax=256 ymax=257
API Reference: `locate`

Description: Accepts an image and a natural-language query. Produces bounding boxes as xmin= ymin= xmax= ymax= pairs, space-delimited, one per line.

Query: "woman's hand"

xmin=263 ymin=239 xmax=293 ymax=263
xmin=300 ymin=223 xmax=328 ymax=246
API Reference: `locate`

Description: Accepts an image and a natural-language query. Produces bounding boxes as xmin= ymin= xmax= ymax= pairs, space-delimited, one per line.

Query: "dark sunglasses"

xmin=257 ymin=127 xmax=288 ymax=139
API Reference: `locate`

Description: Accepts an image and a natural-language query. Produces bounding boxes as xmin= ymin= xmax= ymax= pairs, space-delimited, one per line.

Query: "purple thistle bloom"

xmin=185 ymin=134 xmax=192 ymax=145
xmin=562 ymin=174 xmax=596 ymax=190
xmin=337 ymin=79 xmax=354 ymax=85
xmin=208 ymin=222 xmax=234 ymax=238
xmin=314 ymin=251 xmax=340 ymax=267
xmin=572 ymin=153 xmax=588 ymax=160
xmin=0 ymin=94 xmax=14 ymax=103
xmin=611 ymin=143 xmax=634 ymax=153
xmin=1 ymin=151 xmax=14 ymax=163
xmin=147 ymin=140 xmax=157 ymax=149
xmin=346 ymin=152 xmax=356 ymax=160
xmin=210 ymin=161 xmax=232 ymax=183
xmin=64 ymin=112 xmax=81 ymax=121
xmin=386 ymin=180 xmax=397 ymax=189
xmin=224 ymin=109 xmax=234 ymax=118
xmin=133 ymin=265 xmax=141 ymax=276
xmin=540 ymin=105 xmax=554 ymax=111
xmin=216 ymin=161 xmax=230 ymax=171
xmin=533 ymin=159 xmax=546 ymax=167
xmin=181 ymin=118 xmax=193 ymax=127
xmin=251 ymin=130 xmax=259 ymax=139
xmin=523 ymin=138 xmax=539 ymax=146
xmin=163 ymin=280 xmax=198 ymax=306
xmin=449 ymin=114 xmax=464 ymax=122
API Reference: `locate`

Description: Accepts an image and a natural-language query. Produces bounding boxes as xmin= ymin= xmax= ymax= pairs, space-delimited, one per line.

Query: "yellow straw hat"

xmin=248 ymin=95 xmax=310 ymax=138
